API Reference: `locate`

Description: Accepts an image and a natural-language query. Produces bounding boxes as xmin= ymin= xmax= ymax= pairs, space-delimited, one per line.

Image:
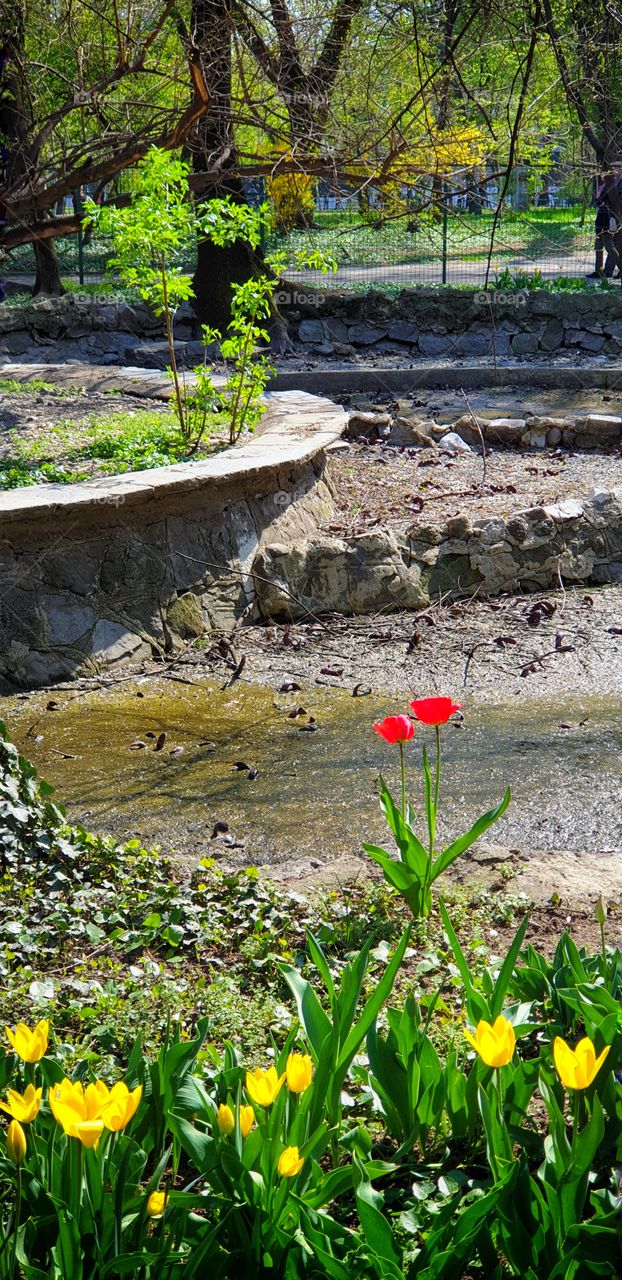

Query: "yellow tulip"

xmin=48 ymin=1079 xmax=107 ymax=1137
xmin=0 ymin=1085 xmax=42 ymax=1124
xmin=6 ymin=1120 xmax=27 ymax=1166
xmin=97 ymin=1082 xmax=142 ymax=1133
xmin=553 ymin=1036 xmax=610 ymax=1090
xmin=239 ymin=1105 xmax=255 ymax=1138
xmin=277 ymin=1145 xmax=304 ymax=1178
xmin=217 ymin=1103 xmax=235 ymax=1136
xmin=286 ymin=1053 xmax=313 ymax=1094
xmin=146 ymin=1190 xmax=169 ymax=1218
xmin=5 ymin=1020 xmax=49 ymax=1063
xmin=49 ymin=1076 xmax=141 ymax=1138
xmin=464 ymin=1015 xmax=516 ymax=1068
xmin=245 ymin=1066 xmax=285 ymax=1107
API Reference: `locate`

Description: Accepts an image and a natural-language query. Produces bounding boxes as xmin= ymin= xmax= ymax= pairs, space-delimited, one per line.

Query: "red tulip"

xmin=410 ymin=697 xmax=462 ymax=727
xmin=373 ymin=715 xmax=414 ymax=745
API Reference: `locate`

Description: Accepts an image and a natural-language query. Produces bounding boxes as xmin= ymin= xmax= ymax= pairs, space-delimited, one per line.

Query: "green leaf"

xmin=490 ymin=913 xmax=531 ymax=1018
xmin=279 ymin=963 xmax=332 ymax=1060
xmin=355 ymin=1172 xmax=403 ymax=1280
xmin=432 ymin=788 xmax=511 ymax=880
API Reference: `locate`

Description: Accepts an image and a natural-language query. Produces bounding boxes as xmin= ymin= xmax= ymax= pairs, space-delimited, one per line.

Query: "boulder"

xmin=486 ymin=418 xmax=526 ymax=444
xmin=387 ymin=417 xmax=436 ymax=448
xmin=511 ymin=332 xmax=539 ymax=355
xmin=387 ymin=319 xmax=419 ymax=344
xmin=254 ymin=531 xmax=425 ymax=619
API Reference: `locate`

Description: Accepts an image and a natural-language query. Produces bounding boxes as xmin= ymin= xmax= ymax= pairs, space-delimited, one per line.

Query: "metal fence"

xmin=3 ymin=196 xmax=601 ymax=294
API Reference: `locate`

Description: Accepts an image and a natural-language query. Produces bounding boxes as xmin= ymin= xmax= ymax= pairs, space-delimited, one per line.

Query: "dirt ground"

xmin=325 ymin=439 xmax=622 ymax=532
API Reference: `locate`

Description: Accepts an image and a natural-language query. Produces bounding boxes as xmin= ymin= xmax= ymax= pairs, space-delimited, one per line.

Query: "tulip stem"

xmin=434 ymin=726 xmax=441 ymax=816
xmin=399 ymin=742 xmax=406 ymax=820
xmin=9 ymin=1167 xmax=21 ymax=1280
xmin=599 ymin=919 xmax=607 ymax=980
xmin=572 ymin=1088 xmax=584 ymax=1144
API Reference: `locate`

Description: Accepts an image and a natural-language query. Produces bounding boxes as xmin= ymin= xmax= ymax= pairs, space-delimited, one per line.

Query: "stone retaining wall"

xmin=281 ymin=286 xmax=622 ymax=360
xmin=0 ymin=391 xmax=346 ymax=688
xmin=3 ymin=286 xmax=622 ymax=365
xmin=255 ymin=489 xmax=622 ymax=619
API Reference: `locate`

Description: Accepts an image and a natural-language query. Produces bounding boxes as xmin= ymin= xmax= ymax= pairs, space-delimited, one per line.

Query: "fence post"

xmin=73 ymin=191 xmax=84 ymax=285
xmin=441 ymin=180 xmax=448 ymax=285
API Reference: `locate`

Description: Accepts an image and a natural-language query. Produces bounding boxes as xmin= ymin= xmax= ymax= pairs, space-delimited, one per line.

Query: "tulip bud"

xmin=217 ymin=1103 xmax=234 ymax=1136
xmin=146 ymin=1190 xmax=168 ymax=1218
xmin=6 ymin=1120 xmax=26 ymax=1166
xmin=595 ymin=894 xmax=608 ymax=926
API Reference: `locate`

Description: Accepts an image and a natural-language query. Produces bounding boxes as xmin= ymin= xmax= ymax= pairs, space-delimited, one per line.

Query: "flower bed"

xmin=0 ymin=706 xmax=620 ymax=1277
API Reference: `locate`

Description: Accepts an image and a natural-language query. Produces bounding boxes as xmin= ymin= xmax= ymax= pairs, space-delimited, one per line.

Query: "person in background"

xmin=594 ymin=165 xmax=622 ymax=280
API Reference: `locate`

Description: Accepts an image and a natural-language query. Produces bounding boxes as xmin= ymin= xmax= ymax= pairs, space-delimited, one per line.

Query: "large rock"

xmin=254 ymin=531 xmax=425 ymax=619
xmin=387 ymin=319 xmax=419 ymax=344
xmin=345 ymin=411 xmax=391 ymax=440
xmin=511 ymin=331 xmax=539 ymax=355
xmin=418 ymin=333 xmax=450 ymax=357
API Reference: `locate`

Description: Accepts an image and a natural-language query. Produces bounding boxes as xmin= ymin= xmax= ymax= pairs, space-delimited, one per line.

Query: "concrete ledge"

xmin=5 ymin=359 xmax=622 ymax=401
xmin=0 ymin=389 xmax=345 ymax=528
xmin=269 ymin=365 xmax=622 ymax=394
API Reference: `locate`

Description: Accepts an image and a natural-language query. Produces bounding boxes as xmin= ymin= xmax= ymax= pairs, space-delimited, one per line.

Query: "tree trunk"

xmin=32 ymin=236 xmax=65 ymax=296
xmin=190 ymin=0 xmax=258 ymax=331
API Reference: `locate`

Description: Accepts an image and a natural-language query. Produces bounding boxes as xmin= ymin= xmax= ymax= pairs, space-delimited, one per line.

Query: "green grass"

xmin=0 ymin=407 xmax=227 ymax=489
xmin=0 ymin=378 xmax=74 ymax=395
xmin=270 ymin=205 xmax=593 ymax=269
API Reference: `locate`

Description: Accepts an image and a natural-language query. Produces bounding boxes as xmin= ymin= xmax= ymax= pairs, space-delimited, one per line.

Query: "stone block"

xmin=347 ymin=323 xmax=387 ymax=346
xmin=580 ymin=331 xmax=605 ymax=352
xmin=486 ymin=418 xmax=526 ymax=444
xmin=511 ymin=332 xmax=539 ymax=355
xmin=418 ymin=333 xmax=451 ymax=357
xmin=387 ymin=319 xmax=419 ymax=343
xmin=540 ymin=318 xmax=564 ymax=351
xmin=387 ymin=418 xmax=435 ymax=448
xmin=91 ymin=619 xmax=151 ymax=664
xmin=345 ymin=411 xmax=391 ymax=440
xmin=298 ymin=319 xmax=325 ymax=343
xmin=40 ymin=593 xmax=94 ymax=645
xmin=455 ymin=331 xmax=491 ymax=356
xmin=322 ymin=317 xmax=349 ymax=344
xmin=3 ymin=332 xmax=32 ymax=355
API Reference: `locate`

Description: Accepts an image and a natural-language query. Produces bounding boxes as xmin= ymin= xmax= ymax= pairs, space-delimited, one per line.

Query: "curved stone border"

xmin=0 ymin=389 xmax=346 ymax=688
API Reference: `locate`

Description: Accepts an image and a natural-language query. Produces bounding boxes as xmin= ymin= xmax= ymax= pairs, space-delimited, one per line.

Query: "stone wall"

xmin=3 ymin=286 xmax=622 ymax=365
xmin=255 ymin=489 xmax=622 ymax=619
xmin=280 ymin=286 xmax=622 ymax=359
xmin=0 ymin=391 xmax=345 ymax=689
